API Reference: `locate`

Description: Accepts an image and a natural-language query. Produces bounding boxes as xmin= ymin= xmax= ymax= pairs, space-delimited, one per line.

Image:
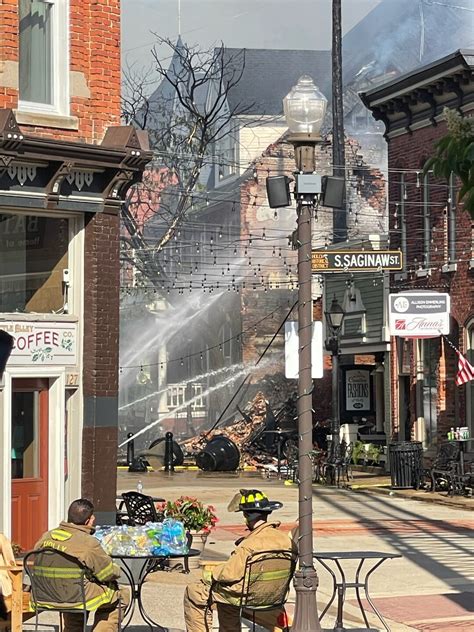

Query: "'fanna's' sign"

xmin=312 ymin=250 xmax=402 ymax=272
xmin=388 ymin=292 xmax=450 ymax=337
xmin=0 ymin=321 xmax=77 ymax=365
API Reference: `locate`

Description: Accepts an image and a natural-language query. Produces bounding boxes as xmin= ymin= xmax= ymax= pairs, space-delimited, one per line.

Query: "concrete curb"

xmin=352 ymin=484 xmax=474 ymax=511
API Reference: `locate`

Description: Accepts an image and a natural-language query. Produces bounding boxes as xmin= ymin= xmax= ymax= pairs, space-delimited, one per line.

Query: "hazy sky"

xmin=122 ymin=0 xmax=382 ymax=67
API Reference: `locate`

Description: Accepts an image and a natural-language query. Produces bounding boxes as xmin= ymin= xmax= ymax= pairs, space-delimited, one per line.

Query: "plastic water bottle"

xmin=137 ymin=480 xmax=143 ymax=494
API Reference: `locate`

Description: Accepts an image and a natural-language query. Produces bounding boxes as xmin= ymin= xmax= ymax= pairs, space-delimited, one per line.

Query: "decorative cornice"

xmin=0 ymin=109 xmax=152 ymax=211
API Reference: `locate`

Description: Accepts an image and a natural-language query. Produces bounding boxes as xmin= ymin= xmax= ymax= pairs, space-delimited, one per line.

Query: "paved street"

xmin=114 ymin=471 xmax=474 ymax=631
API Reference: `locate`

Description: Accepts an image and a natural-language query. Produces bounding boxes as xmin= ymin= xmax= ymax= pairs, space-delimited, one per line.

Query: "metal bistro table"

xmin=314 ymin=551 xmax=402 ymax=632
xmin=113 ymin=549 xmax=200 ymax=631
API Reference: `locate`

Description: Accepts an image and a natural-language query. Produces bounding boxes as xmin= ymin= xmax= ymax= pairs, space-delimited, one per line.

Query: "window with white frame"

xmin=19 ymin=0 xmax=69 ymax=114
xmin=216 ymin=123 xmax=237 ymax=182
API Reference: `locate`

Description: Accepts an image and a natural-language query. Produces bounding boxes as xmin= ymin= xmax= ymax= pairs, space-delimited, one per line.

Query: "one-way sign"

xmin=312 ymin=250 xmax=403 ymax=272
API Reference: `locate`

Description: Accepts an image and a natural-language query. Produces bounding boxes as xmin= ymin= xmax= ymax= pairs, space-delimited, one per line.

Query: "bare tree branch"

xmin=122 ymin=37 xmax=262 ymax=287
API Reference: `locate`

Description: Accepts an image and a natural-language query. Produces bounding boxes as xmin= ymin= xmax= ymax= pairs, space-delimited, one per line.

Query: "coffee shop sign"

xmin=0 ymin=321 xmax=77 ymax=365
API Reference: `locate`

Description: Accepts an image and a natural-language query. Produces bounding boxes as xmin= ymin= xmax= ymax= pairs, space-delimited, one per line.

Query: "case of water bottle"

xmin=95 ymin=519 xmax=188 ymax=557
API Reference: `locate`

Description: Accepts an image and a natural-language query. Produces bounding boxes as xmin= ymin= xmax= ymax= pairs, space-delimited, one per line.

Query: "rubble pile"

xmin=182 ymin=392 xmax=277 ymax=468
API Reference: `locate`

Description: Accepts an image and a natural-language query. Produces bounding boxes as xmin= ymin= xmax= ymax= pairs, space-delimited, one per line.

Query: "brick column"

xmin=82 ymin=208 xmax=120 ymax=524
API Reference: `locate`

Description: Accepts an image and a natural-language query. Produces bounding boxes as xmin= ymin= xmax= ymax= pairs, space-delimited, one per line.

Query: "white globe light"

xmin=283 ymin=75 xmax=328 ymax=134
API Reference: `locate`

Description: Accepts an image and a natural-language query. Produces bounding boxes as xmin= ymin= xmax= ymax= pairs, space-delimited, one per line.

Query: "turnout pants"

xmin=63 ymin=590 xmax=128 ymax=632
xmin=184 ymin=580 xmax=241 ymax=632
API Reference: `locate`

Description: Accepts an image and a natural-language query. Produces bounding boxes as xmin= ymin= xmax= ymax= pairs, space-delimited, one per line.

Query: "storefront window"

xmin=0 ymin=213 xmax=69 ymax=313
xmin=418 ymin=338 xmax=440 ymax=445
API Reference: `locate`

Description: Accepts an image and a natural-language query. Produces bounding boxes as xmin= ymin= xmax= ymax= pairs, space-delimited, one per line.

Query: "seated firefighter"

xmin=33 ymin=499 xmax=126 ymax=632
xmin=183 ymin=489 xmax=297 ymax=632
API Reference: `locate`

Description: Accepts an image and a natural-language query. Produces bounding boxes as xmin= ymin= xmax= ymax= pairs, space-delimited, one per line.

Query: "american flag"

xmin=456 ymin=350 xmax=474 ymax=386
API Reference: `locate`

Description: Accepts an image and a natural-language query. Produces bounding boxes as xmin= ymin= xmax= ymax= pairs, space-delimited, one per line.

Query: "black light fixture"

xmin=325 ymin=294 xmax=345 ymax=335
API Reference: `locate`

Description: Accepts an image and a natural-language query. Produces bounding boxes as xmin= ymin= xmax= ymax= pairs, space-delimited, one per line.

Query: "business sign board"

xmin=312 ymin=250 xmax=402 ymax=272
xmin=388 ymin=292 xmax=450 ymax=337
xmin=284 ymin=321 xmax=323 ymax=379
xmin=340 ymin=367 xmax=373 ymax=421
xmin=0 ymin=321 xmax=78 ymax=365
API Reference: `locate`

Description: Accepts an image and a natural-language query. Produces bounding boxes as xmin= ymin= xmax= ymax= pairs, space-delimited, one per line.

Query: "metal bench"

xmin=425 ymin=442 xmax=460 ymax=496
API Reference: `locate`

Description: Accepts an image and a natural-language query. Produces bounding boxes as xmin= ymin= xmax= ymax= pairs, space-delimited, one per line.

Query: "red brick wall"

xmin=388 ymin=123 xmax=474 ymax=439
xmin=83 ymin=210 xmax=120 ymax=398
xmin=82 ymin=209 xmax=120 ymax=512
xmin=0 ymin=0 xmax=121 ymax=143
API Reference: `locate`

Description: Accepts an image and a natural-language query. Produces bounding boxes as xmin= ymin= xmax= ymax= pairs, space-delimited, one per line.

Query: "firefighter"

xmin=183 ymin=489 xmax=296 ymax=632
xmin=33 ymin=499 xmax=126 ymax=632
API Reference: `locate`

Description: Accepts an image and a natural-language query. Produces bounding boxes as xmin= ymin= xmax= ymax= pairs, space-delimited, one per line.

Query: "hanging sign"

xmin=345 ymin=368 xmax=371 ymax=411
xmin=340 ymin=365 xmax=374 ymax=421
xmin=0 ymin=321 xmax=78 ymax=365
xmin=312 ymin=250 xmax=402 ymax=272
xmin=388 ymin=292 xmax=450 ymax=337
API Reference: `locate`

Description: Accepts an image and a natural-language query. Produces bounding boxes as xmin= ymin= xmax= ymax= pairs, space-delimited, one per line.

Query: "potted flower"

xmin=157 ymin=496 xmax=218 ymax=564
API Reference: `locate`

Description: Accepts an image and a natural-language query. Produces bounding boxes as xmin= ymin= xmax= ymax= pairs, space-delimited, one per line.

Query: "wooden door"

xmin=11 ymin=378 xmax=49 ymax=550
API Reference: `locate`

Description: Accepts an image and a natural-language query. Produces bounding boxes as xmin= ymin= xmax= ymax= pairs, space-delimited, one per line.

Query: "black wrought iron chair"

xmin=120 ymin=492 xmax=160 ymax=526
xmin=427 ymin=442 xmax=461 ymax=495
xmin=339 ymin=441 xmax=354 ymax=487
xmin=208 ymin=549 xmax=297 ymax=632
xmin=321 ymin=441 xmax=348 ymax=486
xmin=238 ymin=549 xmax=297 ymax=632
xmin=24 ymin=548 xmax=90 ymax=632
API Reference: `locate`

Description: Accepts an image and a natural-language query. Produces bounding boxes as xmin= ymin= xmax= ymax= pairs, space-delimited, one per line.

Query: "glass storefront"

xmin=0 ymin=213 xmax=69 ymax=313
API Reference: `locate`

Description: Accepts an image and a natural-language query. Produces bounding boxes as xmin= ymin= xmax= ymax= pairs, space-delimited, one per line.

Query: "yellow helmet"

xmin=230 ymin=489 xmax=283 ymax=513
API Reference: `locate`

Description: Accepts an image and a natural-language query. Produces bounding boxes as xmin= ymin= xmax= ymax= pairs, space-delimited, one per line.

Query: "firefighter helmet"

xmin=228 ymin=489 xmax=283 ymax=513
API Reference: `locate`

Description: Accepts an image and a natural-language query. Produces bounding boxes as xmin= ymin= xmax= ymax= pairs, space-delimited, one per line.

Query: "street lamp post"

xmin=325 ymin=295 xmax=345 ymax=453
xmin=283 ymin=75 xmax=327 ymax=632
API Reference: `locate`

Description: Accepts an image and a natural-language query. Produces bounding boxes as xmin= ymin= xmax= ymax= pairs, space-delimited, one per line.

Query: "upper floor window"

xmin=19 ymin=0 xmax=69 ymax=114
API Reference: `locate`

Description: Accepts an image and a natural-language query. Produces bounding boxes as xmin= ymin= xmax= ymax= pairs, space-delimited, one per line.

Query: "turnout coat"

xmin=33 ymin=521 xmax=120 ymax=610
xmin=204 ymin=521 xmax=297 ymax=606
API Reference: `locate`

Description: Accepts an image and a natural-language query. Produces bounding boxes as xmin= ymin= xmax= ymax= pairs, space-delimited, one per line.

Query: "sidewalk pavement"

xmin=346 ymin=468 xmax=474 ymax=511
xmin=113 ymin=469 xmax=473 ymax=631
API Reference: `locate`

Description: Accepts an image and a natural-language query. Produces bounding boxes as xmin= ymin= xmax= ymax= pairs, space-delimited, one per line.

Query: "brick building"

xmin=0 ymin=0 xmax=150 ymax=548
xmin=361 ymin=50 xmax=474 ymax=448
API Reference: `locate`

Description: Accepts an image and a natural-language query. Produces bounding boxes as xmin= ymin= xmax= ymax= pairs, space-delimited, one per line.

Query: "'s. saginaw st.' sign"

xmin=312 ymin=250 xmax=403 ymax=272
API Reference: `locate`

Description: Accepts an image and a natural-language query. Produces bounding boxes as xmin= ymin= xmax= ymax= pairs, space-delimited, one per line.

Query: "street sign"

xmin=311 ymin=249 xmax=403 ymax=272
xmin=388 ymin=292 xmax=450 ymax=337
xmin=284 ymin=321 xmax=323 ymax=379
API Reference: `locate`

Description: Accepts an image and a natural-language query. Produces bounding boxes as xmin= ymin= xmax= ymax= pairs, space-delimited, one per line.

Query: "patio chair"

xmin=24 ymin=548 xmax=90 ymax=632
xmin=427 ymin=442 xmax=460 ymax=495
xmin=209 ymin=549 xmax=297 ymax=632
xmin=120 ymin=491 xmax=160 ymax=526
xmin=321 ymin=441 xmax=347 ymax=486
